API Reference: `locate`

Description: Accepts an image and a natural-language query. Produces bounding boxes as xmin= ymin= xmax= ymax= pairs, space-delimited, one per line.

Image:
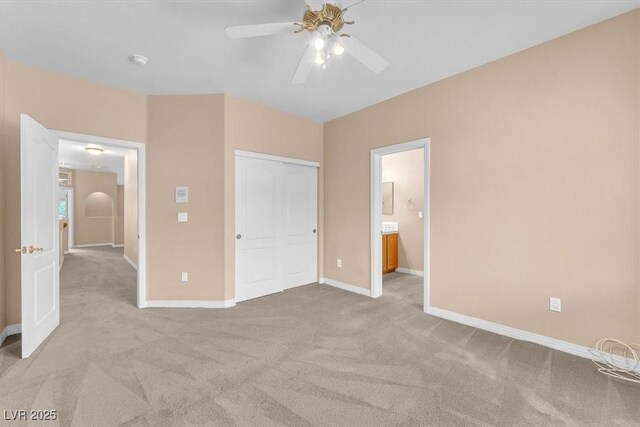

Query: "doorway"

xmin=54 ymin=130 xmax=146 ymax=308
xmin=370 ymin=138 xmax=430 ymax=311
xmin=17 ymin=114 xmax=146 ymax=358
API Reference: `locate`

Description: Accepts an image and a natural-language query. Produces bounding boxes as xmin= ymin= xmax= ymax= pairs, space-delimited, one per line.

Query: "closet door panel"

xmin=282 ymin=163 xmax=318 ymax=288
xmin=235 ymin=156 xmax=284 ymax=302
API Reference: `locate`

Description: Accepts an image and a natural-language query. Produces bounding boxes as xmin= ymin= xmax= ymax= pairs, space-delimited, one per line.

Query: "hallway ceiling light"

xmin=85 ymin=146 xmax=104 ymax=155
xmin=129 ymin=54 xmax=149 ymax=66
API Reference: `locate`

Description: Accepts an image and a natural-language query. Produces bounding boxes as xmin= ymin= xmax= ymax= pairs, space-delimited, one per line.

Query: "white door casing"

xmin=282 ymin=163 xmax=318 ymax=288
xmin=235 ymin=152 xmax=318 ymax=302
xmin=20 ymin=114 xmax=60 ymax=358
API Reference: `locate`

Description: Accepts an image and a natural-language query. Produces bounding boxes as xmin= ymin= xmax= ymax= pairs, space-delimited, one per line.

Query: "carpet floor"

xmin=0 ymin=247 xmax=639 ymax=426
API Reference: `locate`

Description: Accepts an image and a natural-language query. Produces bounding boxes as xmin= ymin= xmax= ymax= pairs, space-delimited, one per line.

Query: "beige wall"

xmin=73 ymin=170 xmax=118 ymax=246
xmin=324 ymin=11 xmax=640 ymax=347
xmin=146 ymin=95 xmax=226 ymax=300
xmin=382 ymin=149 xmax=424 ymax=272
xmin=124 ymin=151 xmax=138 ymax=265
xmin=223 ymin=95 xmax=324 ymax=299
xmin=2 ymin=57 xmax=146 ymax=325
xmin=113 ymin=185 xmax=124 ymax=246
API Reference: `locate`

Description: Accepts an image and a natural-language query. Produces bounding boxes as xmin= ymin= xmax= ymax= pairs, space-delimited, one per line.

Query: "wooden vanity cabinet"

xmin=382 ymin=232 xmax=398 ymax=274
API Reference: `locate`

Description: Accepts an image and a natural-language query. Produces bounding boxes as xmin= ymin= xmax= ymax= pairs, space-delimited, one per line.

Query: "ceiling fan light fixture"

xmin=333 ymin=41 xmax=345 ymax=56
xmin=313 ymin=36 xmax=325 ymax=51
xmin=314 ymin=53 xmax=325 ymax=65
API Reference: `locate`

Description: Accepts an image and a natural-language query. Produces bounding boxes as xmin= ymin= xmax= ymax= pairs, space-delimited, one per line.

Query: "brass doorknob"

xmin=15 ymin=247 xmax=26 ymax=254
xmin=28 ymin=246 xmax=44 ymax=254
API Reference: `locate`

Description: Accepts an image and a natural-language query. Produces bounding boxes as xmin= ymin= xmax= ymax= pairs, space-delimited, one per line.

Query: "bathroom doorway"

xmin=370 ymin=138 xmax=430 ymax=311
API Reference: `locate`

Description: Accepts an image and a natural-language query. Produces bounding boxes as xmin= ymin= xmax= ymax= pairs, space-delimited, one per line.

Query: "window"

xmin=58 ymin=189 xmax=68 ymax=219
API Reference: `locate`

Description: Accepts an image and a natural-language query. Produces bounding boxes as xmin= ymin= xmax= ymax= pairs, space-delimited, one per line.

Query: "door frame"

xmin=59 ymin=187 xmax=75 ymax=251
xmin=54 ymin=130 xmax=147 ymax=308
xmin=370 ymin=138 xmax=431 ymax=312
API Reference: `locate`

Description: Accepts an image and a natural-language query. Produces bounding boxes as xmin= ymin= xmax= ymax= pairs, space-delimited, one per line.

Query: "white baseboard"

xmin=64 ymin=250 xmax=70 ymax=255
xmin=427 ymin=307 xmax=592 ymax=358
xmin=426 ymin=307 xmax=639 ymax=372
xmin=112 ymin=244 xmax=124 ymax=248
xmin=145 ymin=299 xmax=236 ymax=308
xmin=320 ymin=277 xmax=371 ymax=297
xmin=0 ymin=324 xmax=22 ymax=348
xmin=396 ymin=267 xmax=424 ymax=277
xmin=74 ymin=243 xmax=112 ymax=248
xmin=123 ymin=254 xmax=138 ymax=271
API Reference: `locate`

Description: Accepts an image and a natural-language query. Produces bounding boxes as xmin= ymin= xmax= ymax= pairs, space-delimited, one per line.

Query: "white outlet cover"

xmin=337 ymin=259 xmax=342 ymax=268
xmin=178 ymin=212 xmax=188 ymax=222
xmin=550 ymin=297 xmax=561 ymax=312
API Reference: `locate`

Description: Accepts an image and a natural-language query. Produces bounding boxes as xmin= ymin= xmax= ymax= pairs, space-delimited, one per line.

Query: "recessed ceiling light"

xmin=85 ymin=146 xmax=104 ymax=155
xmin=129 ymin=54 xmax=148 ymax=66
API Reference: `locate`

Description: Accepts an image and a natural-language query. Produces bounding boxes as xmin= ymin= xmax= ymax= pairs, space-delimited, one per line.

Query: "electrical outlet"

xmin=181 ymin=272 xmax=188 ymax=282
xmin=418 ymin=211 xmax=423 ymax=219
xmin=549 ymin=297 xmax=561 ymax=312
xmin=337 ymin=259 xmax=342 ymax=268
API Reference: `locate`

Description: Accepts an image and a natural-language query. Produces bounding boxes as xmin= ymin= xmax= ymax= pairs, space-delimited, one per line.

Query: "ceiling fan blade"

xmin=292 ymin=46 xmax=316 ymax=85
xmin=225 ymin=22 xmax=299 ymax=39
xmin=342 ymin=36 xmax=388 ymax=73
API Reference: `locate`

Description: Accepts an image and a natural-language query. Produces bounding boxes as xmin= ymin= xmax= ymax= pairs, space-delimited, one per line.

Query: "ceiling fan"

xmin=225 ymin=0 xmax=388 ymax=84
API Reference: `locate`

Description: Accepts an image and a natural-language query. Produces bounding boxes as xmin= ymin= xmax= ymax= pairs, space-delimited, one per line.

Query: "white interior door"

xmin=283 ymin=163 xmax=317 ymax=289
xmin=235 ymin=156 xmax=285 ymax=302
xmin=20 ymin=114 xmax=60 ymax=358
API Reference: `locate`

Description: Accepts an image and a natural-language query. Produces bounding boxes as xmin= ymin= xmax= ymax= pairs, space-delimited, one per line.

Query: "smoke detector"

xmin=129 ymin=54 xmax=148 ymax=66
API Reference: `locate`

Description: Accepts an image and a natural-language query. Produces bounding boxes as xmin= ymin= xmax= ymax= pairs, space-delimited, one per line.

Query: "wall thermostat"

xmin=175 ymin=186 xmax=188 ymax=203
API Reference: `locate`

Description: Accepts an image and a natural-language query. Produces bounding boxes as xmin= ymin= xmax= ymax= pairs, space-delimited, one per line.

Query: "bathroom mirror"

xmin=382 ymin=182 xmax=394 ymax=215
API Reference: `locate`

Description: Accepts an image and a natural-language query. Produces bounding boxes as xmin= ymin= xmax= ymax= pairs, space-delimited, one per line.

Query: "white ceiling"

xmin=59 ymin=140 xmax=129 ymax=185
xmin=2 ymin=1 xmax=639 ymax=122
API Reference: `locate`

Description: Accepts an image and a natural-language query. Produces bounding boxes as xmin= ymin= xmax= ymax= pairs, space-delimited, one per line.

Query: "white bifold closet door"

xmin=235 ymin=154 xmax=318 ymax=302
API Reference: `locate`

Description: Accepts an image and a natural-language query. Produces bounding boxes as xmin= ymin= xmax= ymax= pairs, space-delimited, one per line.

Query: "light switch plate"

xmin=418 ymin=211 xmax=423 ymax=219
xmin=337 ymin=259 xmax=342 ymax=268
xmin=550 ymin=297 xmax=561 ymax=312
xmin=178 ymin=212 xmax=188 ymax=222
xmin=181 ymin=272 xmax=188 ymax=282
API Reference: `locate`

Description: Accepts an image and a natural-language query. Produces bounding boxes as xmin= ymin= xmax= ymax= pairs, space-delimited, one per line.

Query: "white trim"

xmin=59 ymin=256 xmax=65 ymax=271
xmin=53 ymin=130 xmax=147 ymax=308
xmin=145 ymin=300 xmax=236 ymax=308
xmin=123 ymin=254 xmax=138 ymax=271
xmin=62 ymin=187 xmax=75 ymax=249
xmin=320 ymin=277 xmax=371 ymax=297
xmin=74 ymin=243 xmax=113 ymax=248
xmin=371 ymin=138 xmax=430 ymax=304
xmin=64 ymin=251 xmax=70 ymax=255
xmin=235 ymin=149 xmax=320 ymax=168
xmin=74 ymin=243 xmax=124 ymax=249
xmin=426 ymin=307 xmax=638 ymax=372
xmin=395 ymin=267 xmax=424 ymax=277
xmin=0 ymin=324 xmax=22 ymax=348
